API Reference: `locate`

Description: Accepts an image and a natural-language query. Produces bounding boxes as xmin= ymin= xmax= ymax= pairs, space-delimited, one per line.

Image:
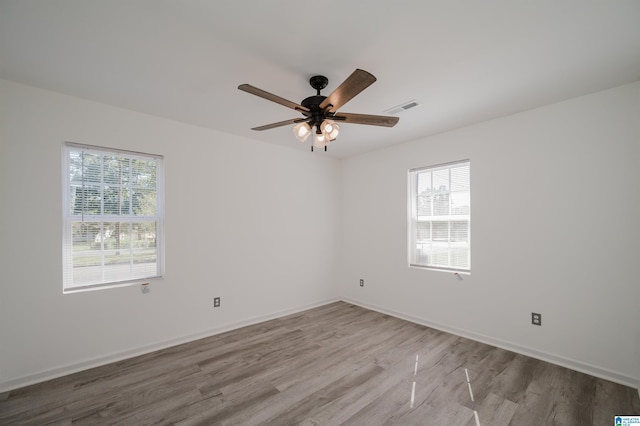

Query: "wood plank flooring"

xmin=1 ymin=301 xmax=639 ymax=425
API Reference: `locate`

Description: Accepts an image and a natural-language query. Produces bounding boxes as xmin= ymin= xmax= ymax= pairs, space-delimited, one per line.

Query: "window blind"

xmin=62 ymin=143 xmax=164 ymax=291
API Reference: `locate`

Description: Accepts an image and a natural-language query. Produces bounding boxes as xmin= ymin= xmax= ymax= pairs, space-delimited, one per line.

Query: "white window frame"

xmin=62 ymin=142 xmax=164 ymax=292
xmin=408 ymin=160 xmax=470 ymax=273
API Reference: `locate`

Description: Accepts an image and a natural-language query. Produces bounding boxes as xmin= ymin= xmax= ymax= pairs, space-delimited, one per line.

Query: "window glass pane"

xmin=69 ymin=151 xmax=85 ymax=184
xmin=430 ymin=248 xmax=449 ymax=267
xmin=71 ymin=222 xmax=103 ymax=287
xmin=103 ymin=186 xmax=131 ymax=215
xmin=417 ymin=171 xmax=432 ymax=193
xmin=451 ymin=247 xmax=469 ymax=268
xmin=82 ymin=153 xmax=102 ymax=184
xmin=72 ymin=222 xmax=96 ymax=252
xmin=432 ymin=169 xmax=449 ymax=192
xmin=132 ymin=189 xmax=156 ymax=216
xmin=415 ymin=243 xmax=429 ymax=265
xmin=417 ymin=194 xmax=431 ymax=217
xmin=433 ymin=191 xmax=449 ymax=216
xmin=432 ymin=221 xmax=449 ymax=240
xmin=129 ymin=221 xmax=158 ymax=278
xmin=451 ymin=192 xmax=470 ymax=215
xmin=417 ymin=171 xmax=432 ymax=217
xmin=451 ymin=221 xmax=468 ymax=242
xmin=103 ymin=156 xmax=130 ymax=185
xmin=72 ymin=185 xmax=102 ymax=215
xmin=132 ymin=221 xmax=157 ymax=248
xmin=451 ymin=164 xmax=470 ymax=191
xmin=416 ymin=221 xmax=430 ymax=241
xmin=101 ymin=221 xmax=131 ymax=283
xmin=132 ymin=159 xmax=157 ymax=187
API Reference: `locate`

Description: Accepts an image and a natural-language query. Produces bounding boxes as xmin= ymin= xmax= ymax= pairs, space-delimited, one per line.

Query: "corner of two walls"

xmin=337 ymin=82 xmax=640 ymax=389
xmin=0 ymin=79 xmax=342 ymax=391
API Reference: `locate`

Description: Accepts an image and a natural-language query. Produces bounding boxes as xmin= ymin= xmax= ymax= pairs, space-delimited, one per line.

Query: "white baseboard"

xmin=341 ymin=297 xmax=640 ymax=392
xmin=0 ymin=297 xmax=340 ymax=393
xmin=3 ymin=296 xmax=638 ymax=396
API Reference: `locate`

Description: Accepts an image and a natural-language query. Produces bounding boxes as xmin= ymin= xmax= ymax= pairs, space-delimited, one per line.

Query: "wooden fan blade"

xmin=251 ymin=118 xmax=306 ymax=131
xmin=319 ymin=69 xmax=377 ymax=113
xmin=238 ymin=84 xmax=310 ymax=113
xmin=332 ymin=112 xmax=399 ymax=127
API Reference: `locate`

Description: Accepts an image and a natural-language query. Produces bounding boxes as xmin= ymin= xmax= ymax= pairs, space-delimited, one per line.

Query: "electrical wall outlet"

xmin=359 ymin=279 xmax=364 ymax=287
xmin=531 ymin=312 xmax=542 ymax=326
xmin=214 ymin=297 xmax=221 ymax=308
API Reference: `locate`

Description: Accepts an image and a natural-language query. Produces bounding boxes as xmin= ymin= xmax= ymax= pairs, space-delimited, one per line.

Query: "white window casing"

xmin=62 ymin=142 xmax=164 ymax=292
xmin=409 ymin=160 xmax=470 ymax=272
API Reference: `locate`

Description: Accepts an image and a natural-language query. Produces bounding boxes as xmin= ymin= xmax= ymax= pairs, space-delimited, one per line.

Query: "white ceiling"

xmin=1 ymin=0 xmax=639 ymax=158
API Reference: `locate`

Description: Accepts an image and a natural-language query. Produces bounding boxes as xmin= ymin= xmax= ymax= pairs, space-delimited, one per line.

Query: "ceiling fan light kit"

xmin=238 ymin=69 xmax=399 ymax=152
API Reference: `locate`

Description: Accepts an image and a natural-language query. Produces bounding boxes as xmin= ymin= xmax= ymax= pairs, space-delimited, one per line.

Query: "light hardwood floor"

xmin=1 ymin=301 xmax=639 ymax=425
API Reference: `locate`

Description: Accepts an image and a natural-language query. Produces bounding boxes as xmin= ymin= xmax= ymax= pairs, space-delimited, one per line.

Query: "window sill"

xmin=63 ymin=276 xmax=163 ymax=294
xmin=409 ymin=264 xmax=470 ymax=276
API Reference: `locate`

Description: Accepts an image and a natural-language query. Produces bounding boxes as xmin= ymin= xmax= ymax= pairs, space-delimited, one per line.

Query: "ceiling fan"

xmin=238 ymin=69 xmax=399 ymax=151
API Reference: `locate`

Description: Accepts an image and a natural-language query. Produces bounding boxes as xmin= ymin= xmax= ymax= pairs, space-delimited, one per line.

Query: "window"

xmin=62 ymin=142 xmax=164 ymax=292
xmin=409 ymin=160 xmax=470 ymax=272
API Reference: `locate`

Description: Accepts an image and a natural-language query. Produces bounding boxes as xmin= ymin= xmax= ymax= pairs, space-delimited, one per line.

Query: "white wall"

xmin=0 ymin=79 xmax=341 ymax=390
xmin=340 ymin=82 xmax=640 ymax=388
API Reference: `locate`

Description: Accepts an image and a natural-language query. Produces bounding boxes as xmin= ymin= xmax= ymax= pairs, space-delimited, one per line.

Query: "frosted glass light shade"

xmin=321 ymin=120 xmax=340 ymax=140
xmin=293 ymin=122 xmax=311 ymax=142
xmin=313 ymin=132 xmax=327 ymax=148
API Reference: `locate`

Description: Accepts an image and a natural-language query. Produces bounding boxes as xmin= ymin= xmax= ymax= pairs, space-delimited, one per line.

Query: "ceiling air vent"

xmin=384 ymin=99 xmax=421 ymax=115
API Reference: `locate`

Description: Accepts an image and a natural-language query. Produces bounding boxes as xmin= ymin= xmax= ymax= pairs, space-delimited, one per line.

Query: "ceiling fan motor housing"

xmin=303 ymin=75 xmax=330 ymax=130
xmin=301 ymin=95 xmax=328 ymax=130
